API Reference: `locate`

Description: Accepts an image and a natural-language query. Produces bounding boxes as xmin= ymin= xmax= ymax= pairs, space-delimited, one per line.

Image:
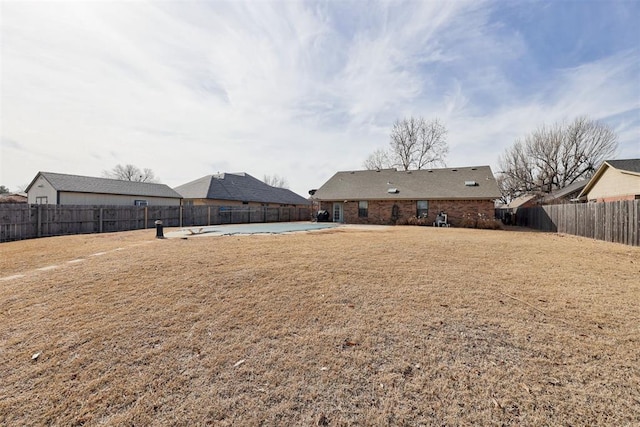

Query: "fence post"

xmin=99 ymin=208 xmax=104 ymax=233
xmin=180 ymin=206 xmax=183 ymax=228
xmin=37 ymin=205 xmax=42 ymax=238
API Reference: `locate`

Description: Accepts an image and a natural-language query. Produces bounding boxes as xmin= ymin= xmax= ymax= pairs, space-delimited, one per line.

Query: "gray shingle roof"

xmin=606 ymin=159 xmax=640 ymax=174
xmin=541 ymin=179 xmax=588 ymax=203
xmin=28 ymin=172 xmax=182 ymax=198
xmin=312 ymin=166 xmax=501 ymax=200
xmin=174 ymin=173 xmax=310 ymax=205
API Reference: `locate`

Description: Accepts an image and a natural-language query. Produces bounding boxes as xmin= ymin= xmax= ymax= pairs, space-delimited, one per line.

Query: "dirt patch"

xmin=1 ymin=226 xmax=639 ymax=425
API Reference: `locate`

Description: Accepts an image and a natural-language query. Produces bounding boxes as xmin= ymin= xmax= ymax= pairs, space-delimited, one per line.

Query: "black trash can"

xmin=155 ymin=220 xmax=164 ymax=238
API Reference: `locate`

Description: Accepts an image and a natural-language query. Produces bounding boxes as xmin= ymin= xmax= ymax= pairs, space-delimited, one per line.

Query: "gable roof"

xmin=312 ymin=166 xmax=501 ymax=201
xmin=174 ymin=173 xmax=310 ymax=205
xmin=542 ymin=179 xmax=588 ymax=203
xmin=0 ymin=193 xmax=28 ymax=203
xmin=606 ymin=159 xmax=640 ymax=174
xmin=507 ymin=194 xmax=538 ymax=209
xmin=578 ymin=158 xmax=640 ymax=198
xmin=26 ymin=172 xmax=182 ymax=199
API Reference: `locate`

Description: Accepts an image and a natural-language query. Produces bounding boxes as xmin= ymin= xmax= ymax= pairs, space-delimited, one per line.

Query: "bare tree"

xmin=364 ymin=117 xmax=448 ymax=171
xmin=263 ymin=174 xmax=289 ymax=189
xmin=0 ymin=185 xmax=10 ymax=194
xmin=498 ymin=116 xmax=617 ymax=200
xmin=103 ymin=164 xmax=159 ymax=183
xmin=363 ymin=149 xmax=392 ymax=170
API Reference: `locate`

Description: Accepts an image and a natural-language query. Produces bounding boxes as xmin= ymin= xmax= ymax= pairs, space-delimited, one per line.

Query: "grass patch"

xmin=1 ymin=226 xmax=639 ymax=425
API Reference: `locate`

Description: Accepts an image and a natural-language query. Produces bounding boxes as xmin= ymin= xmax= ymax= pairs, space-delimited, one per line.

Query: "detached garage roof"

xmin=174 ymin=173 xmax=310 ymax=205
xmin=26 ymin=172 xmax=182 ymax=199
xmin=312 ymin=166 xmax=501 ymax=200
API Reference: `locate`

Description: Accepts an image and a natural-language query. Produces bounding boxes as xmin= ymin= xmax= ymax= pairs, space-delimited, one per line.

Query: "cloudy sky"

xmin=1 ymin=0 xmax=639 ymax=197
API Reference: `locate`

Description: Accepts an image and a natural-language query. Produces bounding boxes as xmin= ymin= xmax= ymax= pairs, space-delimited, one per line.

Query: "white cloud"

xmin=1 ymin=0 xmax=638 ymax=196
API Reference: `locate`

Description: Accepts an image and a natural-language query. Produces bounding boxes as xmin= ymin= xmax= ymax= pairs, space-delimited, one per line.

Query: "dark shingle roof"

xmin=28 ymin=172 xmax=182 ymax=198
xmin=174 ymin=173 xmax=310 ymax=205
xmin=606 ymin=159 xmax=640 ymax=174
xmin=312 ymin=166 xmax=501 ymax=200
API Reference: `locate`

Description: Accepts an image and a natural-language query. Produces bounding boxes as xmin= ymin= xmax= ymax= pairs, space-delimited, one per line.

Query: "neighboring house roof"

xmin=541 ymin=179 xmax=588 ymax=203
xmin=0 ymin=193 xmax=28 ymax=203
xmin=26 ymin=172 xmax=182 ymax=199
xmin=312 ymin=166 xmax=501 ymax=200
xmin=174 ymin=172 xmax=310 ymax=205
xmin=506 ymin=194 xmax=538 ymax=209
xmin=578 ymin=158 xmax=640 ymax=199
xmin=605 ymin=159 xmax=640 ymax=174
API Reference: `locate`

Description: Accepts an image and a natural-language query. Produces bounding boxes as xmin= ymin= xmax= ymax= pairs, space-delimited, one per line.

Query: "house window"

xmin=358 ymin=201 xmax=368 ymax=218
xmin=36 ymin=196 xmax=48 ymax=204
xmin=417 ymin=200 xmax=428 ymax=218
xmin=134 ymin=200 xmax=148 ymax=206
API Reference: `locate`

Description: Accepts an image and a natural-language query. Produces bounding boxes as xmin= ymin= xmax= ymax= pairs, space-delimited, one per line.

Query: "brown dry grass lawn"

xmin=1 ymin=226 xmax=639 ymax=426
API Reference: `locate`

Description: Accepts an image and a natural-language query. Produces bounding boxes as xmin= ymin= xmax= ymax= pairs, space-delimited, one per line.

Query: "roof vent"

xmin=387 ymin=188 xmax=399 ymax=194
xmin=451 ymin=169 xmax=458 ymax=172
xmin=465 ymin=181 xmax=478 ymax=186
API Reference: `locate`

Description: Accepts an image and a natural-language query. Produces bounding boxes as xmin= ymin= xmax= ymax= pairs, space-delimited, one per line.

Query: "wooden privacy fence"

xmin=0 ymin=204 xmax=312 ymax=243
xmin=513 ymin=200 xmax=639 ymax=246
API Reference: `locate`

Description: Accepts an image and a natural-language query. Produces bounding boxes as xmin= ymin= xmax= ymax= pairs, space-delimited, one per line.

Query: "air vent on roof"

xmin=388 ymin=188 xmax=399 ymax=194
xmin=465 ymin=181 xmax=478 ymax=186
xmin=427 ymin=170 xmax=433 ymax=172
xmin=451 ymin=169 xmax=458 ymax=172
xmin=471 ymin=168 xmax=477 ymax=170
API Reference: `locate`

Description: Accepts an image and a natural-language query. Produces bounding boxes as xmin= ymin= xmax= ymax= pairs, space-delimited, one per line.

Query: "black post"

xmin=155 ymin=220 xmax=164 ymax=238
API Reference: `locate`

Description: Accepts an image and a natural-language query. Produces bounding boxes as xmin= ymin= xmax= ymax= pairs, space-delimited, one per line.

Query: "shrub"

xmin=459 ymin=213 xmax=503 ymax=230
xmin=396 ymin=216 xmax=430 ymax=226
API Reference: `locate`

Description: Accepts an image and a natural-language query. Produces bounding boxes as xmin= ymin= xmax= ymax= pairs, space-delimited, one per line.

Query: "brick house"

xmin=310 ymin=166 xmax=501 ymax=226
xmin=174 ymin=172 xmax=310 ymax=207
xmin=577 ymin=159 xmax=640 ymax=202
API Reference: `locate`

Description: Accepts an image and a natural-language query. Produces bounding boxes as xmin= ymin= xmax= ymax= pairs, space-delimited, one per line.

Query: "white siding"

xmin=27 ymin=176 xmax=57 ymax=204
xmin=59 ymin=192 xmax=180 ymax=206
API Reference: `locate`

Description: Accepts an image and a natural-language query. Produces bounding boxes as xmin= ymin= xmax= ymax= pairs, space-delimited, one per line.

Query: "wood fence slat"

xmin=514 ymin=200 xmax=638 ymax=246
xmin=1 ymin=204 xmax=312 ymax=242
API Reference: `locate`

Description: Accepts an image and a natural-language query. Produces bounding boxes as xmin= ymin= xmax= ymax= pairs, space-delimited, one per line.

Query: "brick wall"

xmin=318 ymin=199 xmax=495 ymax=226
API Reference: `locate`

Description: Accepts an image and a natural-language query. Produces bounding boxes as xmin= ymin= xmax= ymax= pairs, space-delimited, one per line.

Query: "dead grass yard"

xmin=1 ymin=225 xmax=639 ymax=426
